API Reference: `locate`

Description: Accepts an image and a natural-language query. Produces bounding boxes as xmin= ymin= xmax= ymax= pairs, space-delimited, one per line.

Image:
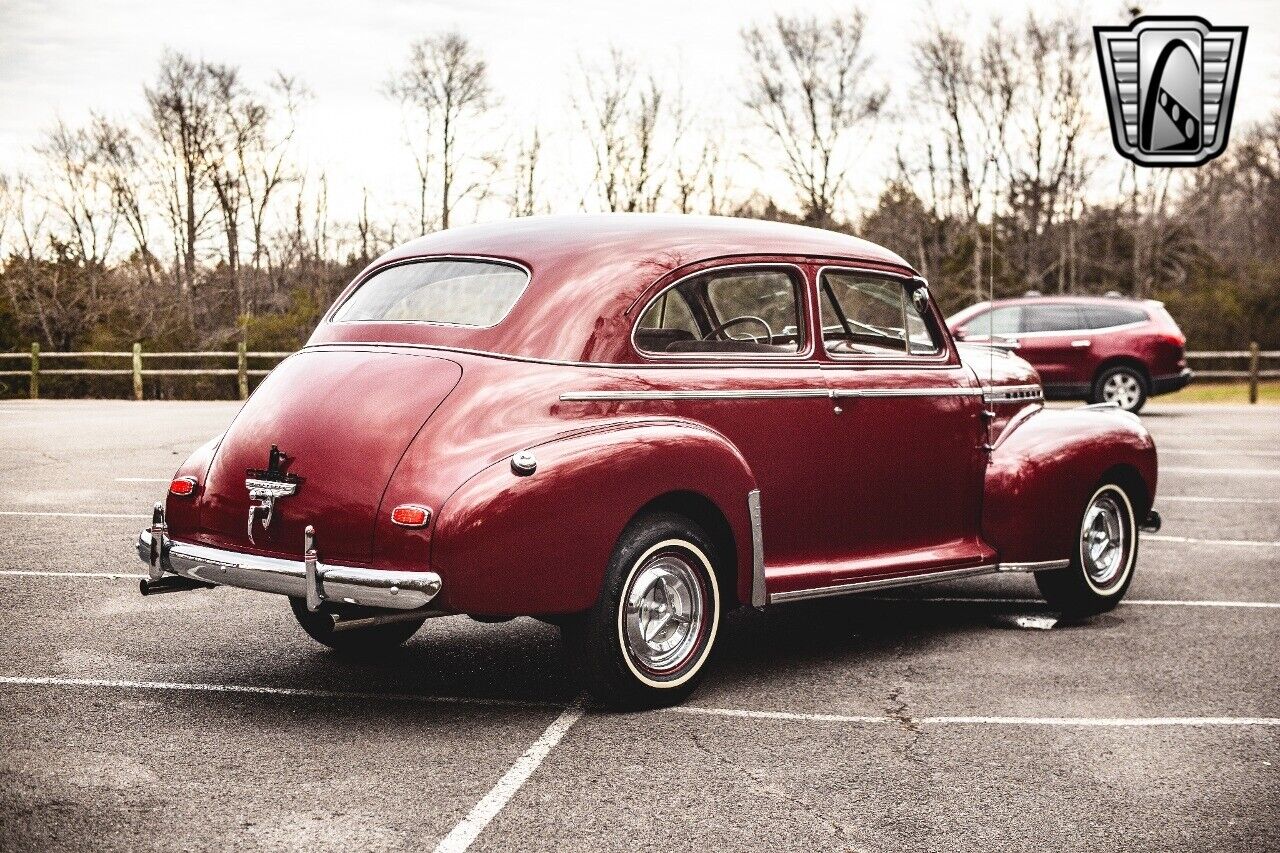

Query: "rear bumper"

xmin=1151 ymin=368 xmax=1193 ymax=396
xmin=137 ymin=526 xmax=442 ymax=611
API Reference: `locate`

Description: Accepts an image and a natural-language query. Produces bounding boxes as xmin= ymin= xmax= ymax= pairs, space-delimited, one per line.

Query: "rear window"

xmin=332 ymin=259 xmax=529 ymax=327
xmin=1082 ymin=304 xmax=1149 ymax=328
xmin=1024 ymin=304 xmax=1085 ymax=333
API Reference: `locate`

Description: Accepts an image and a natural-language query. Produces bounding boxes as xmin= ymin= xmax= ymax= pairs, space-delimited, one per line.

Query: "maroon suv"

xmin=948 ymin=295 xmax=1191 ymax=413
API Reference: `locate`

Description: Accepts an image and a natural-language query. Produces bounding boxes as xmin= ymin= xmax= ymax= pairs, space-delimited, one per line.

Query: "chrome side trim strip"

xmin=559 ymin=389 xmax=830 ymax=402
xmin=997 ymin=559 xmax=1070 ymax=572
xmin=832 ymin=386 xmax=983 ymax=399
xmin=747 ymin=490 xmax=765 ymax=609
xmin=770 ymin=564 xmax=999 ymax=603
xmin=560 ymin=387 xmax=984 ymax=402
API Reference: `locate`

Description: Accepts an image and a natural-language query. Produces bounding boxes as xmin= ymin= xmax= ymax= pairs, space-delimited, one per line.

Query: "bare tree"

xmin=576 ymin=49 xmax=670 ymax=213
xmin=742 ymin=9 xmax=886 ymax=226
xmin=510 ymin=127 xmax=542 ymax=217
xmin=387 ymin=33 xmax=494 ymax=231
xmin=146 ymin=51 xmax=221 ymax=292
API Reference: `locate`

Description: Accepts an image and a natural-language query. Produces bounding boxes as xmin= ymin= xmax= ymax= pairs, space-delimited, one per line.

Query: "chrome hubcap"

xmin=1102 ymin=373 xmax=1142 ymax=409
xmin=623 ymin=552 xmax=704 ymax=673
xmin=1081 ymin=492 xmax=1127 ymax=587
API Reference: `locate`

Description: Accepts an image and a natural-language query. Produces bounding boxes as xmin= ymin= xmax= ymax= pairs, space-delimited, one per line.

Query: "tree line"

xmin=1 ymin=7 xmax=1276 ymax=397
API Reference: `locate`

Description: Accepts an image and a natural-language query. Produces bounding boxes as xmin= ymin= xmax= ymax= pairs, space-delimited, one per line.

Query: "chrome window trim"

xmin=748 ymin=490 xmax=765 ymax=609
xmin=630 ymin=262 xmax=813 ymax=362
xmin=816 ymin=265 xmax=950 ymax=364
xmin=325 ymin=255 xmax=534 ymax=330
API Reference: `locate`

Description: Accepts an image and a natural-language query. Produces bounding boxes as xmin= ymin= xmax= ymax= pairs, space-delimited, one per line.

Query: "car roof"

xmin=312 ymin=214 xmax=917 ymax=363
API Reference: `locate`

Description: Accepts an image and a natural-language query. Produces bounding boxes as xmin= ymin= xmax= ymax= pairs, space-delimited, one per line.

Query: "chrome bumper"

xmin=137 ymin=509 xmax=441 ymax=611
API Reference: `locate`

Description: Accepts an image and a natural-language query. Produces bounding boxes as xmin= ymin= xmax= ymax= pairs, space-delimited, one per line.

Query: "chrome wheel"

xmin=1102 ymin=371 xmax=1143 ymax=410
xmin=622 ymin=550 xmax=705 ymax=674
xmin=1080 ymin=490 xmax=1129 ymax=589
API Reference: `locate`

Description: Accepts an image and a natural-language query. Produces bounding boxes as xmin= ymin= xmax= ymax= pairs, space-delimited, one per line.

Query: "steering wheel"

xmin=702 ymin=315 xmax=774 ymax=344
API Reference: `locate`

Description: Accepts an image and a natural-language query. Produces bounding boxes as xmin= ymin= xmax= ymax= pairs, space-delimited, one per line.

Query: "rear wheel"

xmin=1091 ymin=365 xmax=1147 ymax=413
xmin=562 ymin=512 xmax=721 ymax=709
xmin=289 ymin=597 xmax=427 ymax=653
xmin=1035 ymin=483 xmax=1138 ymax=616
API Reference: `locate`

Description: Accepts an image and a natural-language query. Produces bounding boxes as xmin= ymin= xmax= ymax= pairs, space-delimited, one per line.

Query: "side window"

xmin=820 ymin=271 xmax=941 ymax=357
xmin=1024 ymin=304 xmax=1085 ymax=333
xmin=635 ymin=268 xmax=803 ymax=356
xmin=1082 ymin=305 xmax=1148 ymax=329
xmin=969 ymin=305 xmax=1022 ymax=337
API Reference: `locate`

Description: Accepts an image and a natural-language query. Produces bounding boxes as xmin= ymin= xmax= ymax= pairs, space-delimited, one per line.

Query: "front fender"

xmin=984 ymin=406 xmax=1156 ymax=564
xmin=430 ymin=420 xmax=757 ymax=615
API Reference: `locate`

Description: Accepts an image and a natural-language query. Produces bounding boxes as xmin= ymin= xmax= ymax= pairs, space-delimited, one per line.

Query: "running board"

xmin=768 ymin=560 xmax=1069 ymax=605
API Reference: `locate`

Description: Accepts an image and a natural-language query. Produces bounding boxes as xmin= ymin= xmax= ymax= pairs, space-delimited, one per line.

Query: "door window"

xmin=820 ymin=271 xmax=941 ymax=356
xmin=969 ymin=305 xmax=1022 ymax=337
xmin=635 ymin=267 xmax=803 ymax=355
xmin=1023 ymin=304 xmax=1085 ymax=333
xmin=1082 ymin=304 xmax=1148 ymax=329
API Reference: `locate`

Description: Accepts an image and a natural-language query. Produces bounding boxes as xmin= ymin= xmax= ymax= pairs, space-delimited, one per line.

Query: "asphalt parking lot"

xmin=1 ymin=400 xmax=1276 ymax=852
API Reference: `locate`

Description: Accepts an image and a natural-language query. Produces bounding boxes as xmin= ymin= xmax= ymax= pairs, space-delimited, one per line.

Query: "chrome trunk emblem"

xmin=245 ymin=445 xmax=299 ymax=543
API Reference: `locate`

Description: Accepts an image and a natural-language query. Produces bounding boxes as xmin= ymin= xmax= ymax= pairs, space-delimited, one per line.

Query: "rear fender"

xmin=430 ymin=420 xmax=757 ymax=615
xmin=984 ymin=406 xmax=1156 ymax=564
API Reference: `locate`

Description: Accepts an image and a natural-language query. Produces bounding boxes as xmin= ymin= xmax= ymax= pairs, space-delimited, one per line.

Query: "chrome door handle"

xmin=1071 ymin=339 xmax=1091 ymax=348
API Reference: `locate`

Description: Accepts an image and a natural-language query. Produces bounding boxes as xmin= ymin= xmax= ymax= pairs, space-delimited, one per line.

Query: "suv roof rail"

xmin=1104 ymin=290 xmax=1124 ymax=298
xmin=1024 ymin=289 xmax=1042 ymax=297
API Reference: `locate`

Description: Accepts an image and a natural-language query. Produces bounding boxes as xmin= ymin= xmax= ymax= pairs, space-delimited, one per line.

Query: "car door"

xmin=814 ymin=268 xmax=989 ymax=584
xmin=632 ymin=263 xmax=829 ymax=572
xmin=1016 ymin=303 xmax=1092 ymax=389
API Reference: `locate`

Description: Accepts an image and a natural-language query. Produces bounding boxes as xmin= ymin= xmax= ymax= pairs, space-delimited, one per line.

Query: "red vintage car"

xmin=138 ymin=215 xmax=1160 ymax=707
xmin=947 ymin=295 xmax=1192 ymax=413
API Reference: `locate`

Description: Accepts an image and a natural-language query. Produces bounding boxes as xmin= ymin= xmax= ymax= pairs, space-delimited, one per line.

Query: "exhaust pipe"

xmin=139 ymin=575 xmax=217 ymax=596
xmin=330 ymin=609 xmax=442 ymax=633
xmin=1140 ymin=510 xmax=1162 ymax=533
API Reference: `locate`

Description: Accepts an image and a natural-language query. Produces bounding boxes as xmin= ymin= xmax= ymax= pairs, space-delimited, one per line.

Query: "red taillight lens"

xmin=169 ymin=477 xmax=197 ymax=497
xmin=391 ymin=504 xmax=431 ymax=527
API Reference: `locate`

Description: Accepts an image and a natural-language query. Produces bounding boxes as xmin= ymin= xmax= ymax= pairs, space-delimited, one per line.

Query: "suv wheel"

xmin=1092 ymin=365 xmax=1147 ymax=413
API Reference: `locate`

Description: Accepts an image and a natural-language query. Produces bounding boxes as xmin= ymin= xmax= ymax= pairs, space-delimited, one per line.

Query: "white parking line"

xmin=1160 ymin=496 xmax=1280 ymax=504
xmin=1161 ymin=449 xmax=1280 ymax=457
xmin=433 ymin=699 xmax=585 ymax=853
xmin=1146 ymin=533 xmax=1280 ymax=548
xmin=0 ymin=510 xmax=149 ymax=520
xmin=115 ymin=477 xmax=169 ymax=483
xmin=0 ymin=570 xmax=146 ymax=579
xmin=1162 ymin=466 xmax=1280 ymax=476
xmin=669 ymin=706 xmax=1280 ymax=727
xmin=0 ymin=675 xmax=558 ymax=709
xmin=874 ymin=596 xmax=1279 ymax=609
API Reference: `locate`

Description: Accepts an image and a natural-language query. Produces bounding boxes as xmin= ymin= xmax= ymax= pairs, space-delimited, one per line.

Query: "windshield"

xmin=332 ymin=259 xmax=529 ymax=327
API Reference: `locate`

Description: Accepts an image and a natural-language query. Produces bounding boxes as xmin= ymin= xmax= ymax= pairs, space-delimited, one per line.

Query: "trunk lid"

xmin=198 ymin=348 xmax=462 ymax=563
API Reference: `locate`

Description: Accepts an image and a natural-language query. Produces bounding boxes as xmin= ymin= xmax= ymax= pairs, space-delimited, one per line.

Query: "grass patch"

xmin=1158 ymin=380 xmax=1280 ymax=404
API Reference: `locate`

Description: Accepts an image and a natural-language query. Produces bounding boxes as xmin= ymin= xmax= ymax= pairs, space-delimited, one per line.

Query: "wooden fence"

xmin=0 ymin=343 xmax=291 ymax=400
xmin=0 ymin=342 xmax=1276 ymax=403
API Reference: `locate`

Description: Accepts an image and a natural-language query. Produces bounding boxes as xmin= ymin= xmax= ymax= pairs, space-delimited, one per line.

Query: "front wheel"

xmin=1092 ymin=365 xmax=1147 ymax=413
xmin=289 ymin=597 xmax=427 ymax=653
xmin=563 ymin=512 xmax=721 ymax=709
xmin=1035 ymin=483 xmax=1138 ymax=616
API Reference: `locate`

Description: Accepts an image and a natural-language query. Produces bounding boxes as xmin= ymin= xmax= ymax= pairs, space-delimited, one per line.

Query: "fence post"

xmin=29 ymin=342 xmax=39 ymax=400
xmin=1248 ymin=341 xmax=1260 ymax=405
xmin=132 ymin=342 xmax=144 ymax=401
xmin=237 ymin=342 xmax=249 ymax=400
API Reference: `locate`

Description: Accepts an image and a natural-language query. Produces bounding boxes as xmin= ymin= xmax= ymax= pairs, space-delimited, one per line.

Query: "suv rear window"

xmin=1082 ymin=304 xmax=1148 ymax=328
xmin=332 ymin=259 xmax=529 ymax=327
xmin=1024 ymin=304 xmax=1085 ymax=333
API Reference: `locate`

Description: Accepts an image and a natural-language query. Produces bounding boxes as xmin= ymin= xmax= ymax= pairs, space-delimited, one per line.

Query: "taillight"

xmin=391 ymin=504 xmax=432 ymax=527
xmin=169 ymin=476 xmax=197 ymax=497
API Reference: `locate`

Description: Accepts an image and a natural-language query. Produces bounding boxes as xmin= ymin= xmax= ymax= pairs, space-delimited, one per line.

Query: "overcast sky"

xmin=1 ymin=0 xmax=1276 ymax=225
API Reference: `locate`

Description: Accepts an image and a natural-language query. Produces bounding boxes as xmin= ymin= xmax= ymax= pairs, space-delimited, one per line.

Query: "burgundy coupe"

xmin=947 ymin=295 xmax=1191 ymax=413
xmin=138 ymin=215 xmax=1161 ymax=707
